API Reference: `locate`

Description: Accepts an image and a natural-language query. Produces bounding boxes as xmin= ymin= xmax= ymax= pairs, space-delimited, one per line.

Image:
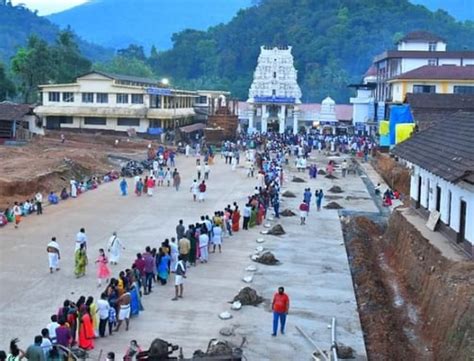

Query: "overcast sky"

xmin=11 ymin=0 xmax=89 ymax=15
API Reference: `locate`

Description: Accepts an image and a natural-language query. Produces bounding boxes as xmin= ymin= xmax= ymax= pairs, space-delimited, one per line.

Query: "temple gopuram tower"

xmin=247 ymin=46 xmax=302 ymax=134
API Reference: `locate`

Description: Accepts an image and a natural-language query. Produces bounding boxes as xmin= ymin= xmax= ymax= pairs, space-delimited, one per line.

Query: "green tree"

xmin=11 ymin=35 xmax=53 ymax=103
xmin=94 ymin=56 xmax=155 ymax=78
xmin=0 ymin=61 xmax=16 ymax=101
xmin=117 ymin=44 xmax=146 ymax=61
xmin=51 ymin=29 xmax=91 ymax=83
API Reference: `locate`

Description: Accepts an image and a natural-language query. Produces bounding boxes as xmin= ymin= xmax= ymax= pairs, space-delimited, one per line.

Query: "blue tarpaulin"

xmin=148 ymin=127 xmax=163 ymax=135
xmin=389 ymin=105 xmax=413 ymax=145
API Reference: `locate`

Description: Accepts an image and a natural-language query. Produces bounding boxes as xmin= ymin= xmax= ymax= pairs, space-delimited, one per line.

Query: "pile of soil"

xmin=292 ymin=176 xmax=306 ymax=183
xmin=325 ymin=195 xmax=343 ymax=200
xmin=282 ymin=190 xmax=296 ymax=198
xmin=324 ymin=202 xmax=343 ymax=209
xmin=346 ymin=195 xmax=371 ymax=200
xmin=193 ymin=340 xmax=234 ymax=357
xmin=232 ymin=287 xmax=264 ymax=305
xmin=325 ymin=174 xmax=338 ymax=179
xmin=317 ymin=169 xmax=327 ymax=175
xmin=267 ymin=224 xmax=286 ymax=235
xmin=337 ymin=344 xmax=355 ymax=359
xmin=372 ymin=154 xmax=410 ymax=197
xmin=281 ymin=209 xmax=296 ymax=217
xmin=255 ymin=251 xmax=280 ymax=265
xmin=328 ymin=186 xmax=344 ymax=193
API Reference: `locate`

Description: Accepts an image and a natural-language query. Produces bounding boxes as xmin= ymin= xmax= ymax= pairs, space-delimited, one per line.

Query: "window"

xmin=197 ymin=95 xmax=207 ymax=104
xmin=131 ymin=94 xmax=143 ymax=104
xmin=454 ymin=86 xmax=474 ymax=94
xmin=273 ymin=72 xmax=277 ymax=78
xmin=62 ymin=92 xmax=74 ymax=102
xmin=84 ymin=117 xmax=107 ymax=125
xmin=150 ymin=95 xmax=162 ymax=108
xmin=96 ymin=93 xmax=108 ymax=103
xmin=117 ymin=118 xmax=140 ymax=126
xmin=48 ymin=92 xmax=60 ymax=102
xmin=82 ymin=93 xmax=94 ymax=103
xmin=413 ymin=85 xmax=436 ymax=94
xmin=428 ymin=42 xmax=437 ymax=51
xmin=272 ymin=89 xmax=276 ymax=96
xmin=116 ymin=94 xmax=129 ymax=104
xmin=428 ymin=59 xmax=437 ymax=66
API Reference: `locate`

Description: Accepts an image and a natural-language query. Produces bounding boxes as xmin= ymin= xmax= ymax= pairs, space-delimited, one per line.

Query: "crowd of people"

xmin=0 ymin=171 xmax=121 ymax=229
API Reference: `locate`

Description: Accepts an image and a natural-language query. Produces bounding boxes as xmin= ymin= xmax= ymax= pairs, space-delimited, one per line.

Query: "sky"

xmin=11 ymin=0 xmax=89 ymax=15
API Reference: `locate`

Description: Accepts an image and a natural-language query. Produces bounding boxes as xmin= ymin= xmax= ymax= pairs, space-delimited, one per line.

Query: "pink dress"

xmin=97 ymin=255 xmax=111 ymax=279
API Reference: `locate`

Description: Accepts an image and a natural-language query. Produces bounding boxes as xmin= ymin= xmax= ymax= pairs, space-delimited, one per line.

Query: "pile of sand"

xmin=232 ymin=287 xmax=264 ymax=306
xmin=282 ymin=190 xmax=296 ymax=198
xmin=292 ymin=176 xmax=306 ymax=183
xmin=255 ymin=251 xmax=280 ymax=265
xmin=281 ymin=209 xmax=296 ymax=217
xmin=267 ymin=224 xmax=286 ymax=235
xmin=324 ymin=202 xmax=344 ymax=209
xmin=328 ymin=186 xmax=344 ymax=193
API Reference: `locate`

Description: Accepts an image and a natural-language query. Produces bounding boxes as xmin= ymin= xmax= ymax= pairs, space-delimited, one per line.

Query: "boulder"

xmin=267 ymin=224 xmax=286 ymax=235
xmin=328 ymin=186 xmax=344 ymax=193
xmin=282 ymin=190 xmax=297 ymax=198
xmin=281 ymin=209 xmax=296 ymax=217
xmin=232 ymin=287 xmax=264 ymax=306
xmin=292 ymin=176 xmax=306 ymax=183
xmin=324 ymin=201 xmax=344 ymax=210
xmin=255 ymin=251 xmax=280 ymax=265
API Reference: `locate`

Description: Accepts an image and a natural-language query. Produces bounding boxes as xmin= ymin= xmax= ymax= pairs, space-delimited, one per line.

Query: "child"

xmin=96 ymin=249 xmax=111 ymax=287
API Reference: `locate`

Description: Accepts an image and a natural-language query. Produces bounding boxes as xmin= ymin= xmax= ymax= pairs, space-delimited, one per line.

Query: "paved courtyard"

xmin=0 ymin=151 xmax=373 ymax=360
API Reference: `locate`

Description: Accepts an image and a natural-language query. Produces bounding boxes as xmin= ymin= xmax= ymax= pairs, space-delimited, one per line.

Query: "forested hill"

xmin=153 ymin=0 xmax=474 ymax=102
xmin=0 ymin=3 xmax=113 ymax=64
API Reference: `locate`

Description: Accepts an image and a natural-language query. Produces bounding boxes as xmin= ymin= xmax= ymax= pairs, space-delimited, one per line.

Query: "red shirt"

xmin=133 ymin=258 xmax=146 ymax=276
xmin=299 ymin=202 xmax=309 ymax=212
xmin=272 ymin=292 xmax=289 ymax=313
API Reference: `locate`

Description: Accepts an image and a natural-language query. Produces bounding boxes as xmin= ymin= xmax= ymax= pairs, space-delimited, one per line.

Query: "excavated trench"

xmin=339 ymin=166 xmax=473 ymax=360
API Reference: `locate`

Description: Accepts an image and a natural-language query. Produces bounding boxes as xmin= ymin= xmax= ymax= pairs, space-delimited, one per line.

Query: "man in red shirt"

xmin=272 ymin=286 xmax=290 ymax=336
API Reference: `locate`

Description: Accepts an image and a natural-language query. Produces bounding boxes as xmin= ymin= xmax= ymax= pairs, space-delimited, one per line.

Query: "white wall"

xmin=411 ymin=165 xmax=474 ymax=243
xmin=398 ymin=41 xmax=446 ymax=51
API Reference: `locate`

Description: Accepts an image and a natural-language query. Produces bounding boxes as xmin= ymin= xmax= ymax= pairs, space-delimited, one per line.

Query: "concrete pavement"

xmin=0 ymin=151 xmax=369 ymax=360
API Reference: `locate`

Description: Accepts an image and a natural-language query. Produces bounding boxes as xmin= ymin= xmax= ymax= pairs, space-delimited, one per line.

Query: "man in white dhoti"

xmin=169 ymin=237 xmax=179 ymax=272
xmin=47 ymin=237 xmax=61 ymax=273
xmin=185 ymin=144 xmax=190 ymax=157
xmin=107 ymin=231 xmax=124 ymax=265
xmin=190 ymin=180 xmax=199 ymax=202
xmin=70 ymin=180 xmax=77 ymax=198
xmin=75 ymin=228 xmax=87 ymax=251
xmin=199 ymin=231 xmax=209 ymax=263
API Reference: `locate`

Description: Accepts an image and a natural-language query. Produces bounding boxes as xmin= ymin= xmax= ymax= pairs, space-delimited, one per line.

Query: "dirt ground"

xmin=371 ymin=154 xmax=410 ymax=198
xmin=0 ymin=132 xmax=155 ymax=208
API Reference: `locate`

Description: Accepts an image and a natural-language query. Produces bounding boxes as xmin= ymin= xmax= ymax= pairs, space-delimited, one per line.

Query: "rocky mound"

xmin=232 ymin=287 xmax=264 ymax=306
xmin=267 ymin=224 xmax=286 ymax=235
xmin=281 ymin=209 xmax=296 ymax=217
xmin=324 ymin=201 xmax=344 ymax=209
xmin=328 ymin=186 xmax=344 ymax=193
xmin=292 ymin=176 xmax=306 ymax=183
xmin=282 ymin=190 xmax=296 ymax=198
xmin=255 ymin=251 xmax=280 ymax=265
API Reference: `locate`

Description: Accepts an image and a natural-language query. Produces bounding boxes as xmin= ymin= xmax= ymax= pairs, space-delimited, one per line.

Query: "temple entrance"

xmin=267 ymin=118 xmax=280 ymax=132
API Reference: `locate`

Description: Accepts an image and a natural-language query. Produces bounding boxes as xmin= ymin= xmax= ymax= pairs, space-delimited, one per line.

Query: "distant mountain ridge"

xmin=0 ymin=3 xmax=113 ymax=64
xmin=47 ymin=0 xmax=252 ymax=50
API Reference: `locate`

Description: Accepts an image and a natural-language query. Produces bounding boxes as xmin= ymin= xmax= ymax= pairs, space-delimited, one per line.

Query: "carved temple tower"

xmin=247 ymin=46 xmax=302 ymax=134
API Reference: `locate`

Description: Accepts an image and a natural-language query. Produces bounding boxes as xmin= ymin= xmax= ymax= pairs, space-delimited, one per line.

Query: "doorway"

xmin=416 ymin=176 xmax=422 ymax=208
xmin=436 ymin=186 xmax=441 ymax=212
xmin=458 ymin=200 xmax=467 ymax=244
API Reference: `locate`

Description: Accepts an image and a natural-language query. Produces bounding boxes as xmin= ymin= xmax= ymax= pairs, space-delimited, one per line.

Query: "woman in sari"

xmin=157 ymin=248 xmax=170 ymax=285
xmin=249 ymin=206 xmax=257 ymax=228
xmin=256 ymin=202 xmax=265 ymax=225
xmin=75 ymin=243 xmax=88 ymax=278
xmin=231 ymin=207 xmax=240 ymax=232
xmin=86 ymin=296 xmax=99 ymax=337
xmin=78 ymin=305 xmax=94 ymax=350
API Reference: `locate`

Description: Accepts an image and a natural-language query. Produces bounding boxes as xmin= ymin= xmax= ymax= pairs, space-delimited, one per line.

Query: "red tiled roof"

xmin=389 ymin=65 xmax=474 ymax=81
xmin=364 ymin=65 xmax=377 ymax=77
xmin=0 ymin=102 xmax=34 ymax=121
xmin=398 ymin=31 xmax=445 ymax=43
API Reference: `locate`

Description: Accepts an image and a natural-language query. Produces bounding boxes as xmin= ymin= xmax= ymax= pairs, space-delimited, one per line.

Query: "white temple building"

xmin=246 ymin=46 xmax=302 ymax=134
